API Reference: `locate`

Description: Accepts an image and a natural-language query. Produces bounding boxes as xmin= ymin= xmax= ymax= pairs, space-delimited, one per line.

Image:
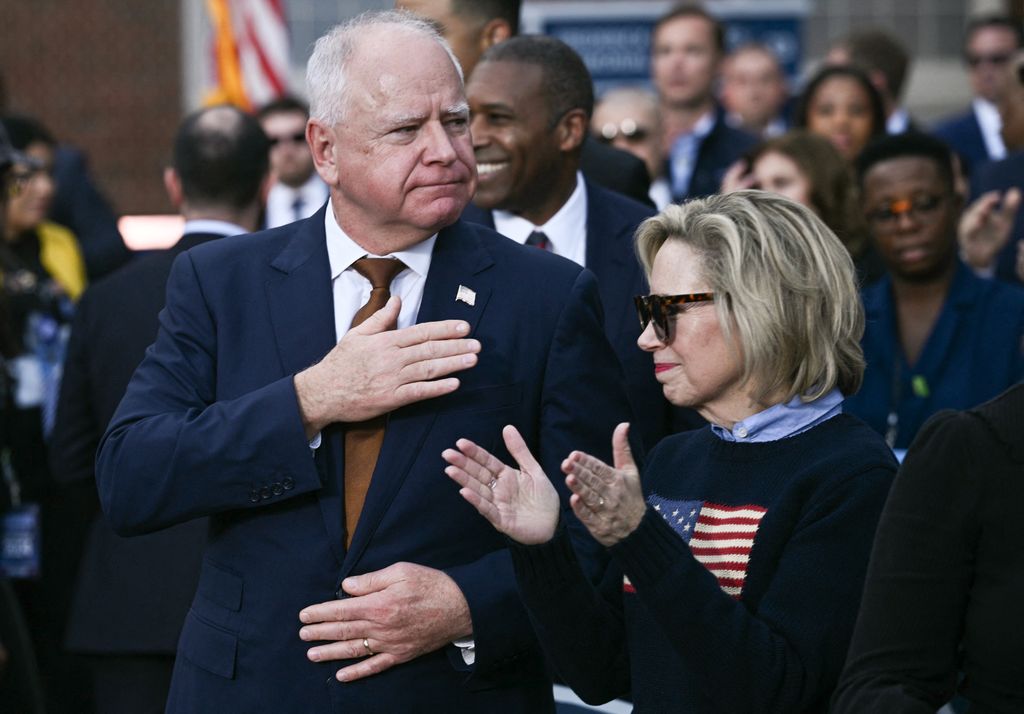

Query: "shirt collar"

xmin=182 ymin=219 xmax=248 ymax=237
xmin=973 ymin=98 xmax=1007 ymax=160
xmin=710 ymin=388 xmax=844 ymax=442
xmin=323 ymin=198 xmax=436 ymax=280
xmin=886 ymin=108 xmax=911 ymax=134
xmin=492 ymin=172 xmax=587 ymax=251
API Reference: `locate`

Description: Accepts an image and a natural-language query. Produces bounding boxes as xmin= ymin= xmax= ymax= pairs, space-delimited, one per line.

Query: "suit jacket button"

xmin=282 ymin=477 xmax=295 ymax=490
xmin=272 ymin=482 xmax=284 ymax=495
xmin=260 ymin=486 xmax=271 ymax=500
xmin=249 ymin=489 xmax=260 ymax=503
xmin=335 ymin=587 xmax=346 ymax=600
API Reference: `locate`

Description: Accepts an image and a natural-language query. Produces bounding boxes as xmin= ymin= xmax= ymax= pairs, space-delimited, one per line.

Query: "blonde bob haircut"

xmin=635 ymin=190 xmax=865 ymax=402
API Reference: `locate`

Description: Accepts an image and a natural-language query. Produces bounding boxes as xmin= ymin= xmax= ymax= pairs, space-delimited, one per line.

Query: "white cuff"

xmin=452 ymin=637 xmax=475 ymax=665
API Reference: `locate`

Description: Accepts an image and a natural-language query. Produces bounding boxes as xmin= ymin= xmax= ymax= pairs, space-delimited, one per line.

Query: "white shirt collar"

xmin=886 ymin=107 xmax=911 ymax=134
xmin=973 ymin=97 xmax=1007 ymax=160
xmin=182 ymin=219 xmax=248 ymax=237
xmin=323 ymin=198 xmax=436 ymax=280
xmin=492 ymin=172 xmax=588 ymax=266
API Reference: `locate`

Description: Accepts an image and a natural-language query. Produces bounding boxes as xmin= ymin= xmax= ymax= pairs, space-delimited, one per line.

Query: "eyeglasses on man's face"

xmin=866 ymin=193 xmax=949 ymax=228
xmin=634 ymin=292 xmax=715 ymax=342
xmin=597 ymin=119 xmax=651 ymax=143
xmin=7 ymin=160 xmax=52 ymax=198
xmin=267 ymin=131 xmax=306 ymax=147
xmin=965 ymin=52 xmax=1013 ymax=68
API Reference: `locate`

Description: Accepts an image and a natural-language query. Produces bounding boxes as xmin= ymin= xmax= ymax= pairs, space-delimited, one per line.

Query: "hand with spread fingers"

xmin=958 ymin=188 xmax=1022 ymax=273
xmin=562 ymin=422 xmax=645 ymax=547
xmin=443 ymin=424 xmax=561 ymax=545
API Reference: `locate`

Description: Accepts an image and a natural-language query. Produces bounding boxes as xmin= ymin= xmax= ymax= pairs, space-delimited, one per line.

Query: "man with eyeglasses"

xmin=844 ymin=132 xmax=1024 ymax=455
xmin=933 ymin=16 xmax=1023 ymax=176
xmin=592 ymin=86 xmax=672 ymax=209
xmin=257 ymin=96 xmax=329 ymax=228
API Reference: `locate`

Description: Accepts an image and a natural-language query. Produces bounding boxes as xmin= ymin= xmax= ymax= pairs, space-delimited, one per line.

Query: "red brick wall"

xmin=1 ymin=0 xmax=182 ymax=214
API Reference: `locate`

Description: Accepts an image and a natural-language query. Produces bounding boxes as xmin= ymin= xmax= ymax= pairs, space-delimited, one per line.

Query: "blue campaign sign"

xmin=525 ymin=1 xmax=808 ymax=94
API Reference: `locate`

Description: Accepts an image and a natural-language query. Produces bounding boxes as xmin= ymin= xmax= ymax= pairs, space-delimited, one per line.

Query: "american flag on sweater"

xmin=623 ymin=496 xmax=767 ymax=600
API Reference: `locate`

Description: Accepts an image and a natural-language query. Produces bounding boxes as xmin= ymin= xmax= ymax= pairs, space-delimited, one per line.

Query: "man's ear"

xmin=555 ymin=108 xmax=588 ymax=153
xmin=307 ymin=119 xmax=339 ymax=186
xmin=163 ymin=167 xmax=184 ymax=211
xmin=480 ymin=18 xmax=512 ymax=52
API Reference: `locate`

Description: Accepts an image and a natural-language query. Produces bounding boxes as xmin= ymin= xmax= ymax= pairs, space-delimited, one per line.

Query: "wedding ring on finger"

xmin=597 ymin=496 xmax=606 ymax=508
xmin=488 ymin=478 xmax=498 ymax=490
xmin=363 ymin=638 xmax=375 ymax=656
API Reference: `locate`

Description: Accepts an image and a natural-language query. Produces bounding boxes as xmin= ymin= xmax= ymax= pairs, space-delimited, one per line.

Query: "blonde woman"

xmin=444 ymin=191 xmax=896 ymax=713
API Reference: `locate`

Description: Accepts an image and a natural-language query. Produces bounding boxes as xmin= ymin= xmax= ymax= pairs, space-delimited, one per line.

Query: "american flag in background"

xmin=623 ymin=496 xmax=767 ymax=600
xmin=206 ymin=0 xmax=291 ymax=111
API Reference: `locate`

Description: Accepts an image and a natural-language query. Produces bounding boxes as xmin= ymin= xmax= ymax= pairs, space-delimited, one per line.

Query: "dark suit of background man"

xmin=397 ymin=0 xmax=654 ymax=206
xmin=96 ymin=11 xmax=632 ymax=713
xmin=50 ymin=105 xmax=270 ymax=714
xmin=459 ymin=35 xmax=686 ymax=451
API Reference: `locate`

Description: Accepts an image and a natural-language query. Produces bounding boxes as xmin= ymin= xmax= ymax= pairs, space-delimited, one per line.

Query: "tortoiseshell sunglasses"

xmin=633 ymin=292 xmax=715 ymax=342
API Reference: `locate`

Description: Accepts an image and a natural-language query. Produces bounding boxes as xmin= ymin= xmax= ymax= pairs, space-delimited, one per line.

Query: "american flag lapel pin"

xmin=456 ymin=284 xmax=476 ymax=306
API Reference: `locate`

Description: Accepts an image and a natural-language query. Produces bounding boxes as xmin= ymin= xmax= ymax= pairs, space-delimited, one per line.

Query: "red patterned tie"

xmin=343 ymin=257 xmax=407 ymax=547
xmin=525 ymin=231 xmax=550 ymax=251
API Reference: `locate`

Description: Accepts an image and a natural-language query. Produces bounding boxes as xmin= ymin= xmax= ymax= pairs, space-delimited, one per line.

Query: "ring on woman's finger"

xmin=598 ymin=496 xmax=606 ymax=508
xmin=363 ymin=638 xmax=375 ymax=657
xmin=488 ymin=478 xmax=498 ymax=490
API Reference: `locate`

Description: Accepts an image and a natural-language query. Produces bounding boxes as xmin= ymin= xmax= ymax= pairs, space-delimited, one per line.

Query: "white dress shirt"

xmin=181 ymin=219 xmax=249 ymax=238
xmin=973 ymin=98 xmax=1007 ymax=161
xmin=492 ymin=172 xmax=588 ymax=267
xmin=668 ymin=110 xmax=715 ymax=199
xmin=322 ymin=201 xmax=478 ymax=662
xmin=266 ymin=173 xmax=330 ymax=228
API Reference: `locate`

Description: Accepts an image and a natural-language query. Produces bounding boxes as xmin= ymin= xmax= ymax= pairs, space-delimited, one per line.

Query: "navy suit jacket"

xmin=51 ymin=232 xmax=221 ymax=654
xmin=461 ymin=180 xmax=684 ymax=450
xmin=96 ymin=208 xmax=633 ymax=713
xmin=670 ymin=108 xmax=759 ymax=202
xmin=50 ymin=145 xmax=132 ymax=281
xmin=932 ymin=108 xmax=992 ymax=177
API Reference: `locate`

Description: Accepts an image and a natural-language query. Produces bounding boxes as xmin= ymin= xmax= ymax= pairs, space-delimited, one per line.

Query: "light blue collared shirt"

xmin=710 ymin=388 xmax=844 ymax=443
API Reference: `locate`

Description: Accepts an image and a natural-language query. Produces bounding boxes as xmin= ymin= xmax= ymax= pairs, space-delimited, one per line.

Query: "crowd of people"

xmin=0 ymin=2 xmax=1022 ymax=713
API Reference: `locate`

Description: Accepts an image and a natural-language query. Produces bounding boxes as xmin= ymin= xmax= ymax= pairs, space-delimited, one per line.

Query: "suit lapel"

xmin=264 ymin=208 xmax=347 ymax=564
xmin=342 ymin=221 xmax=495 ymax=572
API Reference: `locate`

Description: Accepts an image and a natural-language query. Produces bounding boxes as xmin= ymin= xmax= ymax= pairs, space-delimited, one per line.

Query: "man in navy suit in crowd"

xmin=96 ymin=11 xmax=632 ymax=713
xmin=651 ymin=5 xmax=757 ymax=202
xmin=933 ymin=16 xmax=1023 ymax=177
xmin=51 ymin=105 xmax=269 ymax=714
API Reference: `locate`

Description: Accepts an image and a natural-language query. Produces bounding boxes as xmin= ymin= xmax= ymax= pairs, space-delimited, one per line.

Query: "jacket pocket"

xmin=179 ymin=610 xmax=238 ymax=679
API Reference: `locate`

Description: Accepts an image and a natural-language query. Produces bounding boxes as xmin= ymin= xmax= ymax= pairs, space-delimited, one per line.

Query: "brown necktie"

xmin=344 ymin=257 xmax=407 ymax=547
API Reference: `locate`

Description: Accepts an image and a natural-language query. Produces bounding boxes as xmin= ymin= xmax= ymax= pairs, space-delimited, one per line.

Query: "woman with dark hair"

xmin=722 ymin=129 xmax=885 ymax=284
xmin=793 ymin=65 xmax=887 ymax=162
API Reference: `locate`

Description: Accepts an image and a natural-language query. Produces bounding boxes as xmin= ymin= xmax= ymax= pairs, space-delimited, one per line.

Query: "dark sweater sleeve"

xmin=610 ymin=462 xmax=893 ymax=714
xmin=509 ymin=523 xmax=630 ymax=705
xmin=831 ymin=411 xmax=986 ymax=713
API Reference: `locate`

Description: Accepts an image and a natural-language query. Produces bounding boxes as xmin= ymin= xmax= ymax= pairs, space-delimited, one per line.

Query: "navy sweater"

xmin=511 ymin=414 xmax=896 ymax=713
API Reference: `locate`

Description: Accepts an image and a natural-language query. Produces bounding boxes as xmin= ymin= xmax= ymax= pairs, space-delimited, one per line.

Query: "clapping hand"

xmin=445 ymin=423 xmax=647 ymax=548
xmin=443 ymin=425 xmax=561 ymax=545
xmin=959 ymin=188 xmax=1022 ymax=272
xmin=562 ymin=423 xmax=646 ymax=547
